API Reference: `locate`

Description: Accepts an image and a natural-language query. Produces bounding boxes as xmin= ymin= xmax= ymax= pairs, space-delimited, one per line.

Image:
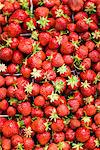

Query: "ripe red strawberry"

xmin=53 ymin=132 xmax=65 ymax=143
xmin=84 ymin=136 xmax=97 ymax=150
xmin=31 ymin=117 xmax=46 ymax=133
xmin=17 ymin=102 xmax=31 ymax=116
xmin=0 ymin=99 xmax=8 ymax=111
xmin=11 ymin=134 xmax=23 ymax=148
xmin=80 ymin=69 xmax=96 ymax=82
xmin=60 ymin=41 xmax=74 ymax=55
xmin=31 ymin=107 xmax=44 ymax=118
xmin=57 ymin=104 xmax=69 ymax=117
xmin=5 ymin=76 xmax=17 ymax=86
xmin=76 ymin=45 xmax=88 ymax=60
xmin=27 ymin=55 xmax=42 ymax=69
xmin=89 ymin=50 xmax=100 ymax=62
xmin=57 ymin=64 xmax=71 ymax=77
xmin=7 ymin=86 xmax=16 ymax=98
xmin=68 ymin=0 xmax=84 ymax=12
xmin=1 ymin=137 xmax=11 ymax=150
xmin=48 ymin=143 xmax=58 ymax=150
xmin=0 ymin=117 xmax=7 ymax=132
xmin=94 ymin=113 xmax=100 ymax=125
xmin=55 ymin=17 xmax=67 ymax=31
xmin=9 ymin=9 xmax=28 ymax=23
xmin=74 ymin=11 xmax=88 ymax=21
xmin=63 ymin=55 xmax=74 ymax=65
xmin=15 ymin=88 xmax=26 ymax=101
xmin=44 ymin=106 xmax=56 ymax=117
xmin=58 ymin=141 xmax=70 ymax=150
xmin=23 ymin=137 xmax=34 ymax=150
xmin=65 ymin=128 xmax=75 ymax=141
xmin=0 ymin=87 xmax=7 ymax=99
xmin=35 ymin=7 xmax=49 ymax=19
xmin=16 ymin=77 xmax=29 ymax=90
xmin=2 ymin=1 xmax=14 ymax=14
xmin=51 ymin=119 xmax=64 ymax=132
xmin=84 ymin=104 xmax=96 ymax=116
xmin=40 ymin=82 xmax=54 ymax=99
xmin=18 ymin=37 xmax=34 ymax=54
xmin=85 ymin=40 xmax=95 ymax=52
xmin=81 ymin=58 xmax=91 ymax=70
xmin=0 ymin=75 xmax=5 ymax=87
xmin=95 ymin=127 xmax=100 ymax=139
xmin=4 ymin=22 xmax=22 ymax=37
xmin=12 ymin=50 xmax=23 ymax=64
xmin=7 ymin=63 xmax=18 ymax=74
xmin=75 ymin=127 xmax=90 ymax=142
xmin=39 ymin=32 xmax=51 ymax=46
xmin=67 ymin=75 xmax=80 ymax=90
xmin=2 ymin=120 xmax=19 ymax=137
xmin=0 ymin=47 xmax=13 ymax=62
xmin=81 ymin=81 xmax=96 ymax=97
xmin=7 ymin=106 xmax=16 ymax=117
xmin=48 ymin=37 xmax=59 ymax=49
xmin=21 ymin=65 xmax=31 ymax=78
xmin=51 ymin=53 xmax=64 ymax=67
xmin=36 ymin=132 xmax=51 ymax=145
xmin=34 ymin=95 xmax=45 ymax=107
xmin=67 ymin=99 xmax=80 ymax=112
xmin=70 ymin=118 xmax=80 ymax=129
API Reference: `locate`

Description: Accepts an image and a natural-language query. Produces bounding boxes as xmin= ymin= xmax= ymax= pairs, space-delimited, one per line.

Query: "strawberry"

xmin=23 ymin=137 xmax=34 ymax=150
xmin=57 ymin=141 xmax=70 ymax=150
xmin=76 ymin=45 xmax=89 ymax=60
xmin=75 ymin=127 xmax=90 ymax=142
xmin=53 ymin=132 xmax=65 ymax=143
xmin=48 ymin=37 xmax=59 ymax=49
xmin=48 ymin=143 xmax=58 ymax=150
xmin=67 ymin=99 xmax=80 ymax=112
xmin=57 ymin=64 xmax=71 ymax=77
xmin=7 ymin=86 xmax=16 ymax=98
xmin=35 ymin=7 xmax=49 ymax=19
xmin=68 ymin=0 xmax=84 ymax=12
xmin=74 ymin=12 xmax=88 ymax=21
xmin=60 ymin=41 xmax=74 ymax=55
xmin=2 ymin=1 xmax=14 ymax=14
xmin=51 ymin=53 xmax=64 ymax=67
xmin=31 ymin=117 xmax=46 ymax=133
xmin=55 ymin=17 xmax=67 ymax=31
xmin=36 ymin=132 xmax=51 ymax=145
xmin=63 ymin=55 xmax=74 ymax=66
xmin=0 ymin=117 xmax=7 ymax=132
xmin=27 ymin=55 xmax=42 ymax=69
xmin=0 ymin=87 xmax=7 ymax=99
xmin=7 ymin=63 xmax=18 ymax=74
xmin=17 ymin=102 xmax=31 ymax=116
xmin=44 ymin=106 xmax=56 ymax=117
xmin=21 ymin=65 xmax=31 ymax=78
xmin=5 ymin=76 xmax=17 ymax=86
xmin=11 ymin=134 xmax=23 ymax=148
xmin=89 ymin=50 xmax=100 ymax=62
xmin=51 ymin=119 xmax=64 ymax=132
xmin=94 ymin=113 xmax=100 ymax=125
xmin=9 ymin=9 xmax=28 ymax=23
xmin=4 ymin=22 xmax=22 ymax=37
xmin=2 ymin=120 xmax=19 ymax=137
xmin=57 ymin=104 xmax=69 ymax=117
xmin=34 ymin=95 xmax=45 ymax=107
xmin=0 ymin=47 xmax=13 ymax=61
xmin=7 ymin=106 xmax=16 ymax=117
xmin=70 ymin=118 xmax=80 ymax=129
xmin=1 ymin=137 xmax=11 ymax=150
xmin=95 ymin=128 xmax=100 ymax=139
xmin=65 ymin=128 xmax=75 ymax=141
xmin=0 ymin=99 xmax=8 ymax=111
xmin=40 ymin=82 xmax=54 ymax=99
xmin=15 ymin=88 xmax=26 ymax=101
xmin=84 ymin=104 xmax=96 ymax=116
xmin=0 ymin=75 xmax=5 ymax=87
xmin=39 ymin=32 xmax=51 ymax=46
xmin=18 ymin=37 xmax=34 ymax=54
xmin=67 ymin=75 xmax=80 ymax=90
xmin=23 ymin=18 xmax=37 ymax=31
xmin=31 ymin=107 xmax=44 ymax=118
xmin=12 ymin=50 xmax=23 ymax=64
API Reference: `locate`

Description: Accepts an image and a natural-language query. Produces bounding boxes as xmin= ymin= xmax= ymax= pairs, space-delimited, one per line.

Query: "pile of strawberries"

xmin=0 ymin=0 xmax=100 ymax=149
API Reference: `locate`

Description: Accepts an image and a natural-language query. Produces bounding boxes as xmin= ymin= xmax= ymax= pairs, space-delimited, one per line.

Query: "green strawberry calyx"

xmin=32 ymin=41 xmax=42 ymax=54
xmin=49 ymin=109 xmax=59 ymax=122
xmin=57 ymin=64 xmax=67 ymax=74
xmin=84 ymin=17 xmax=93 ymax=25
xmin=37 ymin=17 xmax=50 ymax=28
xmin=72 ymin=142 xmax=84 ymax=150
xmin=23 ymin=126 xmax=33 ymax=137
xmin=31 ymin=68 xmax=41 ymax=79
xmin=17 ymin=143 xmax=24 ymax=150
xmin=83 ymin=96 xmax=94 ymax=104
xmin=91 ymin=30 xmax=100 ymax=40
xmin=0 ymin=63 xmax=7 ymax=72
xmin=81 ymin=80 xmax=90 ymax=88
xmin=52 ymin=80 xmax=64 ymax=93
xmin=25 ymin=82 xmax=33 ymax=94
xmin=44 ymin=120 xmax=52 ymax=131
xmin=85 ymin=2 xmax=96 ymax=14
xmin=26 ymin=20 xmax=36 ymax=31
xmin=56 ymin=35 xmax=62 ymax=45
xmin=48 ymin=92 xmax=59 ymax=103
xmin=67 ymin=75 xmax=78 ymax=88
xmin=31 ymin=31 xmax=39 ymax=40
xmin=94 ymin=138 xmax=100 ymax=147
xmin=81 ymin=116 xmax=91 ymax=123
xmin=57 ymin=142 xmax=66 ymax=150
